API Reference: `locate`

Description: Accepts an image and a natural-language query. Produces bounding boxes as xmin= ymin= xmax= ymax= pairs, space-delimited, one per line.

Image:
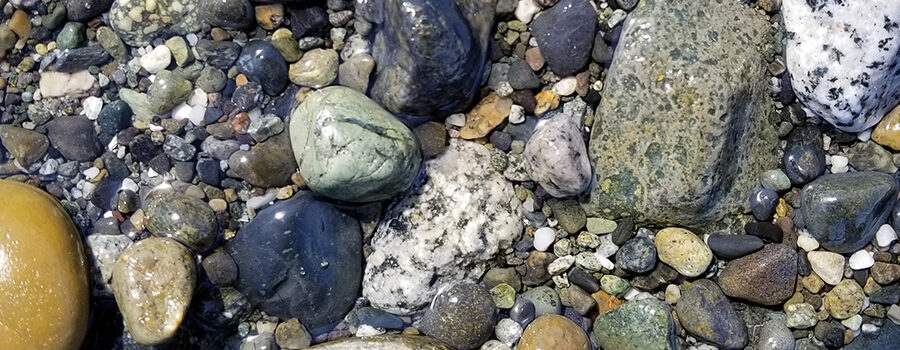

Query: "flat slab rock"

xmin=784 ymin=0 xmax=900 ymax=132
xmin=585 ymin=0 xmax=778 ymax=229
xmin=363 ymin=139 xmax=524 ymax=315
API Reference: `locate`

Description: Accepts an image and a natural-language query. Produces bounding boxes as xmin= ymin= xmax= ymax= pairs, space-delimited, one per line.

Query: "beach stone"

xmin=585 ymin=0 xmax=777 ymax=228
xmin=847 ymin=141 xmax=898 ymax=173
xmin=760 ymin=169 xmax=792 ymax=192
xmin=289 ymin=48 xmax=338 ymax=88
xmin=98 ymin=100 xmax=132 ymax=134
xmin=718 ymin=244 xmax=797 ymax=305
xmin=197 ymin=66 xmax=227 ymax=93
xmin=65 ymin=0 xmax=114 ymax=21
xmin=706 ymin=234 xmax=764 ymax=260
xmin=522 ymin=286 xmax=562 ymax=317
xmin=845 ymin=320 xmax=900 ymax=350
xmin=237 ymin=41 xmax=288 ymax=96
xmin=824 ymin=279 xmax=864 ymax=320
xmin=0 ymin=180 xmax=90 ymax=350
xmin=675 ymin=279 xmax=747 ymax=348
xmin=112 ymin=237 xmax=195 ymax=346
xmin=307 ymin=335 xmax=453 ymax=350
xmin=524 ymin=109 xmax=591 ymax=197
xmin=96 ymin=26 xmax=127 ymax=60
xmin=459 ymin=93 xmax=512 ymax=139
xmin=872 ymin=105 xmax=900 ymax=151
xmin=615 ymin=236 xmax=656 ymax=274
xmin=201 ymin=0 xmax=253 ymax=29
xmin=785 ymin=302 xmax=817 ymax=329
xmin=143 ymin=188 xmax=217 ymax=252
xmin=148 ymin=70 xmax=192 ymax=115
xmin=45 ymin=116 xmax=101 ymax=162
xmin=530 ymin=0 xmax=595 ymax=76
xmin=108 ymin=0 xmax=202 ymax=47
xmin=338 ymin=53 xmax=375 ymax=92
xmin=758 ymin=319 xmax=795 ymax=350
xmin=39 ymin=71 xmax=96 ymax=98
xmin=195 ymin=40 xmax=241 ymax=69
xmin=807 ymin=251 xmax=845 ymax=286
xmin=510 ymin=297 xmax=536 ymax=326
xmin=419 ymin=282 xmax=497 ymax=350
xmin=52 ymin=46 xmax=113 ymax=73
xmin=228 ymin=132 xmax=295 ymax=188
xmin=226 ymin=193 xmax=362 ymax=329
xmin=592 ymin=298 xmax=677 ymax=350
xmin=548 ymin=199 xmax=586 ymax=234
xmin=517 ymin=314 xmax=590 ymax=350
xmin=524 ymin=251 xmax=556 ymax=286
xmin=782 ymin=125 xmax=826 ymax=185
xmin=783 ymin=0 xmax=900 ymax=132
xmin=165 ymin=36 xmax=192 ymax=67
xmin=86 ymin=234 xmax=133 ymax=296
xmin=0 ymin=125 xmax=49 ymax=166
xmin=654 ymin=228 xmax=712 ymax=277
xmin=799 ymin=172 xmax=899 ymax=253
xmin=750 ymin=188 xmax=779 ymax=221
xmin=490 ymin=284 xmax=515 ymax=309
xmin=363 ymin=0 xmax=494 ymax=123
xmin=141 ymin=45 xmax=172 ymax=74
xmin=872 ymin=262 xmax=900 ymax=285
xmin=494 ymin=318 xmax=522 ymax=346
xmin=56 ymin=22 xmax=85 ymax=49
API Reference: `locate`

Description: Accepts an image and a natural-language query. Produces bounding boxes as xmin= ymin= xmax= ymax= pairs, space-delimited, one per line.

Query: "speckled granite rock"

xmin=585 ymin=0 xmax=778 ymax=228
xmin=363 ymin=140 xmax=523 ymax=314
xmin=109 ymin=0 xmax=202 ymax=46
xmin=799 ymin=172 xmax=899 ymax=253
xmin=675 ymin=279 xmax=747 ymax=349
xmin=308 ymin=335 xmax=453 ymax=350
xmin=419 ymin=282 xmax=497 ymax=350
xmin=525 ymin=109 xmax=591 ymax=198
xmin=783 ymin=0 xmax=900 ymax=132
xmin=592 ymin=298 xmax=678 ymax=350
xmin=289 ymin=86 xmax=421 ymax=202
xmin=360 ymin=0 xmax=494 ymax=123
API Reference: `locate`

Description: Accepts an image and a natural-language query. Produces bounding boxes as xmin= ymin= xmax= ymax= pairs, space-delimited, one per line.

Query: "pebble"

xmin=0 ymin=180 xmax=90 ymax=349
xmin=524 ymin=109 xmax=591 ymax=197
xmin=847 ymin=141 xmax=899 ymax=173
xmin=760 ymin=169 xmax=793 ymax=191
xmin=675 ymin=279 xmax=748 ymax=348
xmin=305 ymin=334 xmax=454 ymax=350
xmin=489 ymin=284 xmax=516 ymax=309
xmin=201 ymin=0 xmax=253 ymax=29
xmin=96 ymin=26 xmax=127 ymax=60
xmin=494 ymin=318 xmax=522 ymax=346
xmin=143 ymin=189 xmax=217 ymax=251
xmin=195 ymin=39 xmax=241 ymax=69
xmin=872 ymin=105 xmax=900 ymax=151
xmin=460 ymin=93 xmax=513 ymax=139
xmin=531 ymin=0 xmax=596 ymax=76
xmin=112 ymin=237 xmax=196 ymax=346
xmin=797 ymin=234 xmax=820 ymax=252
xmin=522 ymin=286 xmax=563 ymax=317
xmin=515 ymin=0 xmax=540 ymax=23
xmin=782 ymin=126 xmax=827 ymax=185
xmin=289 ymin=48 xmax=339 ymax=88
xmin=785 ymin=303 xmax=818 ymax=329
xmin=420 ymin=283 xmax=497 ymax=350
xmin=745 ymin=222 xmax=784 ymax=243
xmin=39 ymin=71 xmax=96 ymax=98
xmin=750 ymin=188 xmax=779 ymax=221
xmin=255 ymin=4 xmax=285 ymax=30
xmin=148 ymin=70 xmax=192 ymax=115
xmin=615 ymin=236 xmax=657 ymax=274
xmin=64 ymin=0 xmax=114 ymax=21
xmin=849 ymin=250 xmax=875 ymax=270
xmin=56 ymin=21 xmax=85 ymax=49
xmin=201 ymin=249 xmax=237 ymax=286
xmin=706 ymin=234 xmax=764 ymax=260
xmin=825 ymin=279 xmax=865 ymax=320
xmin=808 ymin=251 xmax=845 ymax=285
xmin=52 ymin=46 xmax=113 ymax=72
xmin=533 ymin=227 xmax=555 ymax=251
xmin=600 ymin=275 xmax=629 ymax=297
xmin=108 ymin=0 xmax=201 ymax=46
xmin=758 ymin=319 xmax=795 ymax=350
xmin=517 ymin=314 xmax=589 ymax=350
xmin=46 ymin=116 xmax=102 ymax=162
xmin=338 ymin=53 xmax=375 ymax=92
xmin=0 ymin=125 xmax=49 ymax=166
xmin=876 ymin=224 xmax=898 ymax=248
xmin=141 ymin=45 xmax=172 ymax=74
xmin=236 ymin=41 xmax=288 ymax=96
xmin=165 ymin=36 xmax=193 ymax=67
xmin=592 ymin=298 xmax=677 ymax=350
xmin=654 ymin=228 xmax=712 ymax=277
xmin=718 ymin=244 xmax=797 ymax=305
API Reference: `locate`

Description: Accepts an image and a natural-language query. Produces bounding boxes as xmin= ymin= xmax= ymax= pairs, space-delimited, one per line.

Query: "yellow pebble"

xmin=775 ymin=198 xmax=789 ymax=217
xmin=534 ymin=90 xmax=560 ymax=116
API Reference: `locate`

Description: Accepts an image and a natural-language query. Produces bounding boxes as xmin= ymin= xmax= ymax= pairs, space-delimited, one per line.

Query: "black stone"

xmin=798 ymin=252 xmax=811 ymax=276
xmin=630 ymin=264 xmax=678 ymax=291
xmin=98 ymin=100 xmax=132 ymax=135
xmin=236 ymin=41 xmax=288 ymax=96
xmin=615 ymin=236 xmax=657 ymax=274
xmin=707 ymin=234 xmax=764 ymax=260
xmin=64 ymin=0 xmax=114 ymax=21
xmin=52 ymin=46 xmax=112 ymax=72
xmin=782 ymin=126 xmax=826 ymax=185
xmin=90 ymin=177 xmax=123 ymax=211
xmin=202 ymin=0 xmax=254 ymax=30
xmin=351 ymin=307 xmax=405 ymax=330
xmin=46 ymin=116 xmax=102 ymax=161
xmin=567 ymin=267 xmax=600 ymax=293
xmin=610 ymin=218 xmax=635 ymax=246
xmin=814 ymin=320 xmax=844 ymax=350
xmin=231 ymin=82 xmax=264 ymax=111
xmin=148 ymin=153 xmax=172 ymax=174
xmin=174 ymin=161 xmax=196 ymax=182
xmin=591 ymin=31 xmax=612 ymax=65
xmin=196 ymin=40 xmax=242 ymax=69
xmin=749 ymin=188 xmax=778 ymax=221
xmin=128 ymin=134 xmax=160 ymax=164
xmin=530 ymin=0 xmax=596 ymax=76
xmin=509 ymin=296 xmax=536 ymax=327
xmin=289 ymin=4 xmax=328 ymax=38
xmin=507 ymin=58 xmax=541 ymax=90
xmin=675 ymin=279 xmax=747 ymax=348
xmin=201 ymin=249 xmax=238 ymax=286
xmin=745 ymin=222 xmax=783 ymax=243
xmin=196 ymin=154 xmax=223 ymax=186
xmin=870 ymin=283 xmax=900 ymax=305
xmin=225 ymin=193 xmax=363 ymax=329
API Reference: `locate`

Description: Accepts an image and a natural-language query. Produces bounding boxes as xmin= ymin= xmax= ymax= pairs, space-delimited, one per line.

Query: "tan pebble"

xmin=255 ymin=4 xmax=285 ymax=30
xmin=872 ymin=104 xmax=900 ymax=151
xmin=459 ymin=93 xmax=513 ymax=139
xmin=534 ymin=90 xmax=559 ymax=116
xmin=209 ymin=198 xmax=228 ymax=212
xmin=9 ymin=10 xmax=31 ymax=40
xmin=525 ymin=46 xmax=545 ymax=71
xmin=276 ymin=186 xmax=294 ymax=200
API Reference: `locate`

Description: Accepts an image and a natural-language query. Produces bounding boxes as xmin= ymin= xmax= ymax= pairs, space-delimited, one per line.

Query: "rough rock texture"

xmin=592 ymin=298 xmax=678 ymax=350
xmin=363 ymin=140 xmax=523 ymax=314
xmin=783 ymin=0 xmax=900 ymax=132
xmin=419 ymin=282 xmax=497 ymax=350
xmin=524 ymin=109 xmax=591 ymax=197
xmin=109 ymin=0 xmax=202 ymax=47
xmin=308 ymin=335 xmax=454 ymax=350
xmin=360 ymin=0 xmax=495 ymax=123
xmin=675 ymin=279 xmax=747 ymax=349
xmin=226 ymin=193 xmax=362 ymax=329
xmin=289 ymin=86 xmax=421 ymax=202
xmin=845 ymin=320 xmax=900 ymax=350
xmin=717 ymin=244 xmax=797 ymax=305
xmin=585 ymin=0 xmax=778 ymax=228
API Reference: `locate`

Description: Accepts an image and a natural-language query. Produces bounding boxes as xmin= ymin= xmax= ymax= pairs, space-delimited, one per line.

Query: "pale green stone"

xmin=586 ymin=217 xmax=617 ymax=234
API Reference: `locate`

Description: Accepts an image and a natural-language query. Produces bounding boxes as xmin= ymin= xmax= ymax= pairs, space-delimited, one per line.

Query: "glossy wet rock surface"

xmin=143 ymin=188 xmax=218 ymax=252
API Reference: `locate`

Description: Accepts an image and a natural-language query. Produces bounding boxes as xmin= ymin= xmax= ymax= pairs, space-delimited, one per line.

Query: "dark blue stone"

xmin=352 ymin=307 xmax=405 ymax=330
xmin=52 ymin=46 xmax=112 ymax=72
xmin=363 ymin=0 xmax=494 ymax=124
xmin=566 ymin=267 xmax=599 ymax=293
xmin=782 ymin=126 xmax=826 ymax=185
xmin=289 ymin=4 xmax=328 ymax=38
xmin=90 ymin=176 xmax=123 ymax=211
xmin=98 ymin=100 xmax=132 ymax=134
xmin=706 ymin=234 xmax=764 ymax=260
xmin=196 ymin=40 xmax=242 ymax=70
xmin=799 ymin=172 xmax=899 ymax=253
xmin=846 ymin=321 xmax=900 ymax=350
xmin=869 ymin=283 xmax=900 ymax=305
xmin=225 ymin=193 xmax=363 ymax=329
xmin=231 ymin=82 xmax=264 ymax=111
xmin=201 ymin=0 xmax=254 ymax=30
xmin=615 ymin=236 xmax=657 ymax=273
xmin=196 ymin=154 xmax=223 ymax=186
xmin=563 ymin=307 xmax=591 ymax=333
xmin=749 ymin=188 xmax=778 ymax=221
xmin=236 ymin=41 xmax=288 ymax=96
xmin=509 ymin=296 xmax=536 ymax=327
xmin=892 ymin=201 xmax=900 ymax=233
xmin=531 ymin=0 xmax=597 ymax=76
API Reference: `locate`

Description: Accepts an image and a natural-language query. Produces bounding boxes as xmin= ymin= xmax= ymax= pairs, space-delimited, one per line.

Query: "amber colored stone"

xmin=872 ymin=104 xmax=900 ymax=150
xmin=235 ymin=74 xmax=249 ymax=86
xmin=591 ymin=290 xmax=623 ymax=315
xmin=460 ymin=93 xmax=513 ymax=140
xmin=8 ymin=10 xmax=31 ymax=40
xmin=0 ymin=179 xmax=89 ymax=350
xmin=255 ymin=4 xmax=285 ymax=30
xmin=534 ymin=90 xmax=560 ymax=116
xmin=775 ymin=198 xmax=790 ymax=217
xmin=517 ymin=314 xmax=590 ymax=350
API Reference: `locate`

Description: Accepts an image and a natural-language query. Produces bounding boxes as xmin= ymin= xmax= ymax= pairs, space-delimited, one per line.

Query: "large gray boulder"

xmin=584 ymin=0 xmax=779 ymax=228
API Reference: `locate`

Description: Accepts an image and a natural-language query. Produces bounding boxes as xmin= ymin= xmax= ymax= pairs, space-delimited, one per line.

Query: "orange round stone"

xmin=517 ymin=314 xmax=590 ymax=350
xmin=0 ymin=179 xmax=90 ymax=350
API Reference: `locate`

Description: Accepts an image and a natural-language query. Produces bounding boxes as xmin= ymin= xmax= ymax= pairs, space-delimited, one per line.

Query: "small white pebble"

xmin=141 ymin=45 xmax=172 ymax=74
xmin=547 ymin=255 xmax=575 ymax=275
xmin=188 ymin=106 xmax=206 ymax=126
xmin=889 ymin=304 xmax=900 ymax=325
xmin=514 ymin=0 xmax=541 ymax=24
xmin=247 ymin=189 xmax=278 ymax=210
xmin=496 ymin=81 xmax=513 ymax=97
xmin=188 ymin=88 xmax=208 ymax=107
xmin=875 ymin=224 xmax=898 ymax=248
xmin=622 ymin=288 xmax=640 ymax=300
xmin=186 ymin=33 xmax=199 ymax=46
xmin=842 ymin=315 xmax=862 ymax=331
xmin=848 ymin=250 xmax=874 ymax=270
xmin=509 ymin=104 xmax=525 ymax=124
xmin=121 ymin=178 xmax=139 ymax=193
xmin=446 ymin=113 xmax=466 ymax=127
xmin=797 ymin=234 xmax=820 ymax=252
xmin=831 ymin=155 xmax=849 ymax=173
xmin=552 ymin=76 xmax=578 ymax=96
xmin=171 ymin=103 xmax=192 ymax=122
xmin=861 ymin=324 xmax=879 ymax=333
xmin=857 ymin=129 xmax=872 ymax=142
xmin=82 ymin=96 xmax=103 ymax=120
xmin=533 ymin=227 xmax=555 ymax=251
xmin=82 ymin=167 xmax=100 ymax=179
xmin=355 ymin=325 xmax=385 ymax=337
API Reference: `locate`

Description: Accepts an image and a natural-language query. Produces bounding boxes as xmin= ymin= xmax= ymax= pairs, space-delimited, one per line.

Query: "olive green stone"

xmin=289 ymin=86 xmax=421 ymax=202
xmin=119 ymin=88 xmax=153 ymax=129
xmin=144 ymin=189 xmax=217 ymax=251
xmin=593 ymin=298 xmax=678 ymax=350
xmin=197 ymin=66 xmax=226 ymax=93
xmin=165 ymin=36 xmax=193 ymax=67
xmin=600 ymin=275 xmax=630 ymax=296
xmin=42 ymin=3 xmax=67 ymax=30
xmin=148 ymin=70 xmax=192 ymax=115
xmin=56 ymin=22 xmax=85 ymax=50
xmin=96 ymin=26 xmax=127 ymax=60
xmin=270 ymin=28 xmax=300 ymax=63
xmin=549 ymin=199 xmax=586 ymax=234
xmin=490 ymin=283 xmax=516 ymax=309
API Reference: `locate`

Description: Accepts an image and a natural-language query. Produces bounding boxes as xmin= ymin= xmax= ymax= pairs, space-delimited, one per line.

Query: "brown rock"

xmin=413 ymin=121 xmax=448 ymax=158
xmin=717 ymin=244 xmax=797 ymax=305
xmin=591 ymin=290 xmax=623 ymax=315
xmin=871 ymin=262 xmax=900 ymax=284
xmin=525 ymin=46 xmax=545 ymax=71
xmin=9 ymin=10 xmax=31 ymax=40
xmin=524 ymin=251 xmax=557 ymax=286
xmin=460 ymin=93 xmax=512 ymax=139
xmin=872 ymin=104 xmax=900 ymax=151
xmin=0 ymin=125 xmax=49 ymax=166
xmin=557 ymin=284 xmax=596 ymax=316
xmin=517 ymin=314 xmax=590 ymax=350
xmin=255 ymin=4 xmax=285 ymax=30
xmin=534 ymin=90 xmax=559 ymax=116
xmin=228 ymin=132 xmax=296 ymax=187
xmin=275 ymin=318 xmax=312 ymax=350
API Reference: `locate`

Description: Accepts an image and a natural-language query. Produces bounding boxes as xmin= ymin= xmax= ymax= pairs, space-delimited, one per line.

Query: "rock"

xmin=524 ymin=109 xmax=591 ymax=197
xmin=494 ymin=318 xmax=522 ymax=346
xmin=846 ymin=321 xmax=900 ymax=350
xmin=510 ymin=297 xmax=536 ymax=326
xmin=676 ymin=280 xmax=747 ymax=348
xmin=847 ymin=141 xmax=898 ymax=173
xmin=201 ymin=0 xmax=253 ymax=29
xmin=143 ymin=189 xmax=218 ymax=252
xmin=56 ymin=22 xmax=85 ymax=49
xmin=419 ymin=282 xmax=497 ymax=350
xmin=65 ymin=0 xmax=114 ymax=21
xmin=872 ymin=262 xmax=900 ymax=285
xmin=112 ymin=237 xmax=195 ymax=346
xmin=52 ymin=46 xmax=113 ymax=72
xmin=872 ymin=105 xmax=900 ymax=151
xmin=750 ymin=188 xmax=779 ymax=221
xmin=86 ymin=234 xmax=132 ymax=296
xmin=39 ymin=70 xmax=95 ymax=98
xmin=228 ymin=132 xmax=295 ymax=188
xmin=289 ymin=86 xmax=420 ymax=202
xmin=413 ymin=121 xmax=448 ymax=158
xmin=289 ymin=48 xmax=338 ymax=88
xmin=490 ymin=284 xmax=516 ymax=309
xmin=98 ymin=100 xmax=132 ymax=134
xmin=557 ymin=284 xmax=595 ymax=316
xmin=237 ymin=41 xmax=288 ymax=96
xmin=109 ymin=0 xmax=202 ymax=47
xmin=141 ymin=45 xmax=172 ymax=74
xmin=483 ymin=267 xmax=522 ymax=292
xmin=758 ymin=319 xmax=795 ymax=350
xmin=46 ymin=116 xmax=101 ymax=161
xmin=615 ymin=236 xmax=657 ymax=274
xmin=338 ymin=53 xmax=375 ymax=92
xmin=307 ymin=335 xmax=453 ymax=350
xmin=201 ymin=249 xmax=237 ymax=286
xmin=0 ymin=125 xmax=48 ymax=166
xmin=717 ymin=244 xmax=797 ymax=305
xmin=783 ymin=0 xmax=900 ymax=132
xmin=530 ymin=0 xmax=595 ymax=76
xmin=785 ymin=302 xmax=817 ymax=329
xmin=459 ymin=93 xmax=513 ymax=139
xmin=165 ymin=36 xmax=193 ymax=67
xmin=799 ymin=172 xmax=898 ymax=253
xmin=848 ymin=250 xmax=874 ymax=270
xmin=824 ymin=279 xmax=864 ymax=320
xmin=522 ymin=286 xmax=562 ymax=317
xmin=0 ymin=180 xmax=90 ymax=350
xmin=289 ymin=4 xmax=327 ymax=38
xmin=706 ymin=234 xmax=764 ymax=260
xmin=197 ymin=66 xmax=227 ymax=93
xmin=533 ymin=228 xmax=555 ymax=253
xmin=96 ymin=26 xmax=127 ymax=60
xmin=548 ymin=199 xmax=586 ymax=234
xmin=585 ymin=0 xmax=777 ymax=228
xmin=196 ymin=40 xmax=241 ymax=69
xmin=517 ymin=314 xmax=590 ymax=350
xmin=364 ymin=0 xmax=494 ymax=122
xmin=760 ymin=169 xmax=793 ymax=192
xmin=256 ymin=4 xmax=284 ymax=30
xmin=592 ymin=298 xmax=677 ymax=350
xmin=148 ymin=70 xmax=192 ymax=115
xmin=654 ymin=228 xmax=712 ymax=277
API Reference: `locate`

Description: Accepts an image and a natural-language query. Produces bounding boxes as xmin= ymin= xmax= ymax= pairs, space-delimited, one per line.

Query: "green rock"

xmin=584 ymin=0 xmax=778 ymax=229
xmin=586 ymin=217 xmax=617 ymax=234
xmin=173 ymin=62 xmax=204 ymax=81
xmin=489 ymin=283 xmax=516 ymax=309
xmin=165 ymin=36 xmax=193 ymax=67
xmin=270 ymin=28 xmax=300 ymax=63
xmin=522 ymin=286 xmax=562 ymax=317
xmin=96 ymin=26 xmax=127 ymax=60
xmin=593 ymin=298 xmax=678 ymax=350
xmin=289 ymin=86 xmax=421 ymax=202
xmin=197 ymin=66 xmax=227 ymax=93
xmin=548 ymin=199 xmax=586 ymax=234
xmin=56 ymin=22 xmax=85 ymax=49
xmin=600 ymin=275 xmax=629 ymax=297
xmin=847 ymin=141 xmax=898 ymax=173
xmin=144 ymin=189 xmax=218 ymax=251
xmin=119 ymin=88 xmax=153 ymax=129
xmin=42 ymin=3 xmax=68 ymax=30
xmin=675 ymin=279 xmax=747 ymax=348
xmin=0 ymin=24 xmax=16 ymax=52
xmin=0 ymin=125 xmax=49 ymax=167
xmin=148 ymin=70 xmax=192 ymax=115
xmin=760 ymin=169 xmax=791 ymax=192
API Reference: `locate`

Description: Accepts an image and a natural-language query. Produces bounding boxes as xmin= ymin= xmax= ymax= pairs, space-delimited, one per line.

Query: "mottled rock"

xmin=289 ymin=86 xmax=420 ymax=202
xmin=517 ymin=314 xmax=590 ymax=350
xmin=195 ymin=40 xmax=241 ymax=69
xmin=143 ymin=189 xmax=217 ymax=252
xmin=615 ymin=236 xmax=656 ymax=274
xmin=459 ymin=93 xmax=512 ymax=139
xmin=585 ymin=0 xmax=777 ymax=228
xmin=289 ymin=48 xmax=338 ymax=88
xmin=228 ymin=132 xmax=295 ymax=188
xmin=824 ymin=279 xmax=864 ymax=320
xmin=522 ymin=286 xmax=562 ymax=317
xmin=782 ymin=125 xmax=826 ymax=186
xmin=237 ymin=41 xmax=288 ymax=96
xmin=808 ymin=251 xmax=845 ymax=285
xmin=846 ymin=141 xmax=898 ymax=173
xmin=525 ymin=109 xmax=591 ymax=197
xmin=592 ymin=298 xmax=677 ymax=350
xmin=65 ymin=0 xmax=114 ymax=21
xmin=201 ymin=0 xmax=253 ymax=29
xmin=530 ymin=0 xmax=595 ymax=76
xmin=109 ymin=0 xmax=202 ymax=46
xmin=717 ymin=244 xmax=797 ymax=305
xmin=675 ymin=279 xmax=747 ymax=348
xmin=420 ymin=282 xmax=497 ymax=350
xmin=654 ymin=228 xmax=712 ymax=277
xmin=52 ymin=46 xmax=112 ymax=72
xmin=148 ymin=70 xmax=192 ymax=115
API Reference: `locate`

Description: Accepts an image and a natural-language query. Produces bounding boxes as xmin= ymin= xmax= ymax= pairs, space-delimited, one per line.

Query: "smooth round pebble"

xmin=848 ymin=250 xmax=874 ymax=270
xmin=654 ymin=227 xmax=712 ymax=277
xmin=420 ymin=282 xmax=497 ymax=350
xmin=517 ymin=314 xmax=590 ymax=350
xmin=876 ymin=224 xmax=898 ymax=247
xmin=533 ymin=227 xmax=555 ymax=251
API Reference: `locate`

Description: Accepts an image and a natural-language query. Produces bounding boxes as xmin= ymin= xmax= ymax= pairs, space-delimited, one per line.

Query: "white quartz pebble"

xmin=552 ymin=76 xmax=577 ymax=96
xmin=848 ymin=250 xmax=874 ymax=270
xmin=797 ymin=234 xmax=820 ymax=252
xmin=82 ymin=96 xmax=103 ymax=120
xmin=830 ymin=155 xmax=849 ymax=173
xmin=141 ymin=45 xmax=172 ymax=74
xmin=515 ymin=0 xmax=541 ymax=24
xmin=807 ymin=251 xmax=845 ymax=285
xmin=875 ymin=224 xmax=898 ymax=248
xmin=533 ymin=227 xmax=555 ymax=251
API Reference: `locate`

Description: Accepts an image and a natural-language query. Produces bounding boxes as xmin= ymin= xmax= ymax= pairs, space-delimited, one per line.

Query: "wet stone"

xmin=148 ymin=70 xmax=192 ymax=115
xmin=525 ymin=109 xmax=591 ymax=197
xmin=52 ymin=46 xmax=112 ymax=72
xmin=782 ymin=126 xmax=826 ymax=186
xmin=592 ymin=298 xmax=677 ymax=350
xmin=522 ymin=286 xmax=563 ymax=317
xmin=750 ymin=188 xmax=779 ymax=221
xmin=745 ymin=222 xmax=784 ymax=243
xmin=419 ymin=282 xmax=497 ymax=350
xmin=98 ymin=100 xmax=132 ymax=134
xmin=654 ymin=228 xmax=712 ymax=278
xmin=202 ymin=0 xmax=254 ymax=30
xmin=0 ymin=125 xmax=49 ymax=166
xmin=195 ymin=40 xmax=242 ymax=69
xmin=615 ymin=236 xmax=657 ymax=274
xmin=517 ymin=314 xmax=590 ymax=350
xmin=236 ymin=41 xmax=288 ymax=96
xmin=65 ymin=0 xmax=115 ymax=21
xmin=143 ymin=189 xmax=217 ymax=252
xmin=46 ymin=116 xmax=102 ymax=162
xmin=530 ymin=0 xmax=596 ymax=76
xmin=706 ymin=234 xmax=764 ymax=260
xmin=108 ymin=0 xmax=202 ymax=47
xmin=718 ymin=244 xmax=797 ymax=305
xmin=675 ymin=279 xmax=748 ymax=348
